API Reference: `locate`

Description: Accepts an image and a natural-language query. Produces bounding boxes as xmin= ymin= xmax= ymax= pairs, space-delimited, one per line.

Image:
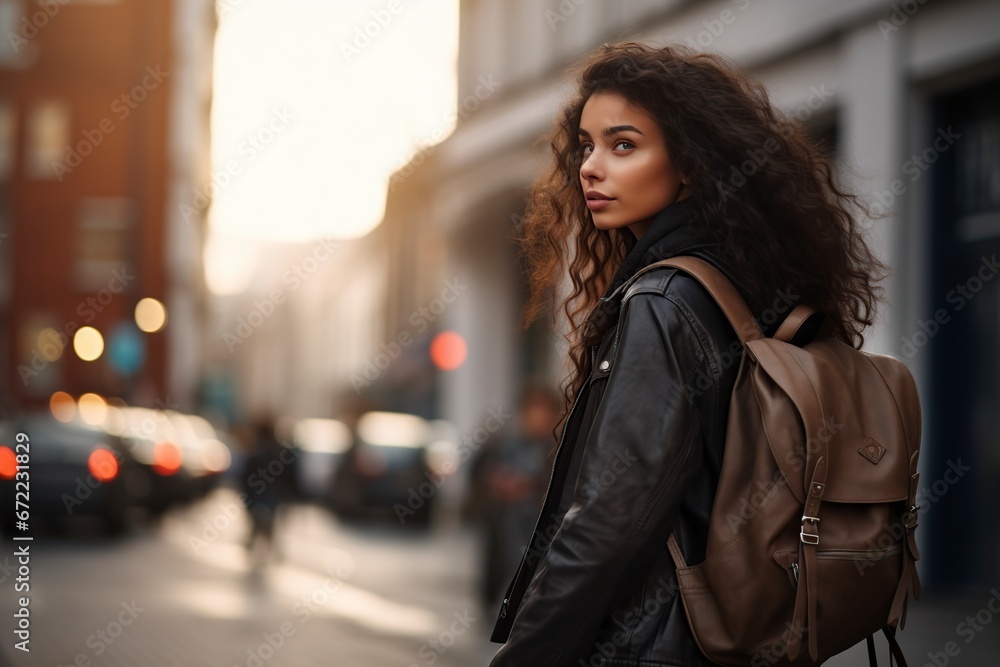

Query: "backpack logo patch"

xmin=859 ymin=438 xmax=886 ymax=464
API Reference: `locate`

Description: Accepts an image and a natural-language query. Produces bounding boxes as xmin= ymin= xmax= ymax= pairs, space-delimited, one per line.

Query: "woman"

xmin=488 ymin=42 xmax=890 ymax=666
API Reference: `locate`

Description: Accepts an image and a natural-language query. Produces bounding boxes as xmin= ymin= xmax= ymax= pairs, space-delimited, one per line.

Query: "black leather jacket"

xmin=489 ymin=198 xmax=795 ymax=666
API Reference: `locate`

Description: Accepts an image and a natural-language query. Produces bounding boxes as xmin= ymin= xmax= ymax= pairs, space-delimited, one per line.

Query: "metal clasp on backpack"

xmin=800 ymin=515 xmax=820 ymax=545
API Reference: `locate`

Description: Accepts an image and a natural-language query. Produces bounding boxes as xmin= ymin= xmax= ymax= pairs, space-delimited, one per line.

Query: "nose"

xmin=579 ymin=149 xmax=603 ymax=183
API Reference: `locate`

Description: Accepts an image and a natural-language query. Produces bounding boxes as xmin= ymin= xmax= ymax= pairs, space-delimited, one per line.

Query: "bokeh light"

xmin=0 ymin=448 xmax=16 ymax=480
xmin=78 ymin=393 xmax=108 ymax=426
xmin=153 ymin=441 xmax=183 ymax=476
xmin=73 ymin=326 xmax=104 ymax=361
xmin=87 ymin=449 xmax=119 ymax=482
xmin=430 ymin=331 xmax=467 ymax=371
xmin=135 ymin=297 xmax=168 ymax=333
xmin=49 ymin=391 xmax=76 ymax=423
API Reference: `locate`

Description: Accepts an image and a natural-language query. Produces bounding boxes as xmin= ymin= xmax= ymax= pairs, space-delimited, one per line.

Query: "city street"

xmin=0 ymin=490 xmax=499 ymax=667
xmin=0 ymin=488 xmax=998 ymax=666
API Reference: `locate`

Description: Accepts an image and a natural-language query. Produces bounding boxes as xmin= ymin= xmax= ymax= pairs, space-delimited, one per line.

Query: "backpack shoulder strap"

xmin=642 ymin=256 xmax=764 ymax=349
xmin=773 ymin=304 xmax=835 ymax=345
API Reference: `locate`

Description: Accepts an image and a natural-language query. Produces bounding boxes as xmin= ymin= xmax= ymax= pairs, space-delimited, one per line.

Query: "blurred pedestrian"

xmin=470 ymin=381 xmax=560 ymax=614
xmin=241 ymin=412 xmax=297 ymax=564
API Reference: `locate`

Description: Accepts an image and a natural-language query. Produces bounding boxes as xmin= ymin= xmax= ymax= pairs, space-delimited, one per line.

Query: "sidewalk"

xmin=825 ymin=591 xmax=1000 ymax=666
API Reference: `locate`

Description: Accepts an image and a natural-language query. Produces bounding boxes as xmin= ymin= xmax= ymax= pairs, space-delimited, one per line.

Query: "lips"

xmin=586 ymin=191 xmax=614 ymax=210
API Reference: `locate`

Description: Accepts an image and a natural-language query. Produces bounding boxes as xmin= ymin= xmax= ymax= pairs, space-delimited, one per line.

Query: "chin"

xmin=590 ymin=215 xmax=624 ymax=231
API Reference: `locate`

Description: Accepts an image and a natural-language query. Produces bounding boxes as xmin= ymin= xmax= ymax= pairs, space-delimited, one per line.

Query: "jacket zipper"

xmin=610 ymin=317 xmax=623 ymax=363
xmin=608 ymin=279 xmax=637 ymax=363
xmin=499 ymin=344 xmax=598 ymax=621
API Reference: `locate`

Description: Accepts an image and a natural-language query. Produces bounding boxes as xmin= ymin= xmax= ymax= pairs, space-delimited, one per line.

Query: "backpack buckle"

xmin=800 ymin=515 xmax=820 ymax=545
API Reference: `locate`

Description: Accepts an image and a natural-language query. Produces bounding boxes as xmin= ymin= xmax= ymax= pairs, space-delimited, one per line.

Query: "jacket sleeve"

xmin=489 ymin=292 xmax=710 ymax=666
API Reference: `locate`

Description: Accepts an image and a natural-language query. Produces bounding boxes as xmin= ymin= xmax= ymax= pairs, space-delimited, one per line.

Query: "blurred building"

xmin=0 ymin=0 xmax=215 ymax=414
xmin=372 ymin=0 xmax=1000 ymax=591
xmin=207 ymin=168 xmax=447 ymax=423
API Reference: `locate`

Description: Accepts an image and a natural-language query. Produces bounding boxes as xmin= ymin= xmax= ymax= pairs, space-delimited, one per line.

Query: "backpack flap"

xmin=746 ymin=337 xmax=915 ymax=504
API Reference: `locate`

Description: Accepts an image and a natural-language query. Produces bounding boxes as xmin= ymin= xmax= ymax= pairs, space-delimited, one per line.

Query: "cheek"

xmin=624 ymin=156 xmax=681 ymax=204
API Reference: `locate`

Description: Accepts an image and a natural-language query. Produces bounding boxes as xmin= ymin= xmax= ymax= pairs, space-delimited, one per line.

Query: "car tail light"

xmin=0 ymin=447 xmax=15 ymax=480
xmin=88 ymin=448 xmax=119 ymax=482
xmin=153 ymin=441 xmax=182 ymax=475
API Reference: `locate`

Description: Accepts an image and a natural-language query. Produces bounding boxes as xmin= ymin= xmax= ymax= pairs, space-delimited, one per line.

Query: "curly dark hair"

xmin=514 ymin=41 xmax=892 ymax=446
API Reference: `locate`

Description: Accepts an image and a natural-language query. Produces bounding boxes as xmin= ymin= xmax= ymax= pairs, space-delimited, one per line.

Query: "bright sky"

xmin=206 ymin=0 xmax=460 ymax=295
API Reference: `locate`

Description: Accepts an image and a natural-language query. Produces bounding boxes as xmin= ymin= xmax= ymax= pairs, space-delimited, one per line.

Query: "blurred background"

xmin=0 ymin=0 xmax=997 ymax=665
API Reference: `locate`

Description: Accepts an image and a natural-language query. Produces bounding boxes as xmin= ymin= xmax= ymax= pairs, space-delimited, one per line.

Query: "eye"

xmin=578 ymin=142 xmax=593 ymax=158
xmin=613 ymin=139 xmax=635 ymax=151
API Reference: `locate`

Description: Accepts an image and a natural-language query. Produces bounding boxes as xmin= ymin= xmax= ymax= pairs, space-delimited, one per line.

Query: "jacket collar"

xmin=598 ymin=196 xmax=710 ymax=306
xmin=582 ymin=197 xmax=758 ymax=341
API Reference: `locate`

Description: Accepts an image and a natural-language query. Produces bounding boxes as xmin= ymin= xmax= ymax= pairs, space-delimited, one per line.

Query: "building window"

xmin=25 ymin=100 xmax=70 ymax=180
xmin=74 ymin=198 xmax=133 ymax=292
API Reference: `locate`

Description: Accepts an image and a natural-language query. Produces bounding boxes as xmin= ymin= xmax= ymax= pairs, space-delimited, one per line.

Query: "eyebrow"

xmin=577 ymin=124 xmax=645 ymax=138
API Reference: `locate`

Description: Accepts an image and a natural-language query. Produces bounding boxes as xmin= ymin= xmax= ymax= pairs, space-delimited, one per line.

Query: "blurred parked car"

xmin=101 ymin=406 xmax=231 ymax=516
xmin=330 ymin=411 xmax=458 ymax=529
xmin=163 ymin=410 xmax=232 ymax=500
xmin=0 ymin=412 xmax=139 ymax=536
xmin=291 ymin=417 xmax=352 ymax=502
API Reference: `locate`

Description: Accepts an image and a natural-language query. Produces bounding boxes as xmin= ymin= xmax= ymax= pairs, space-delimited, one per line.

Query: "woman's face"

xmin=578 ymin=92 xmax=688 ymax=239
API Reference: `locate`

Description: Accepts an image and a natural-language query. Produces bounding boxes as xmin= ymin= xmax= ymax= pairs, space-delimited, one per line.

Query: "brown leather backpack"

xmin=645 ymin=256 xmax=922 ymax=667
